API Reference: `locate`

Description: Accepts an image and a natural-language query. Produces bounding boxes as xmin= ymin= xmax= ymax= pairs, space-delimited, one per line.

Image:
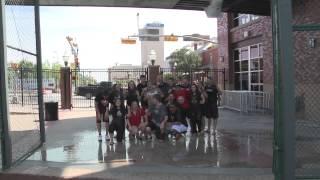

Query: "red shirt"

xmin=129 ymin=108 xmax=145 ymax=126
xmin=173 ymin=87 xmax=191 ymax=109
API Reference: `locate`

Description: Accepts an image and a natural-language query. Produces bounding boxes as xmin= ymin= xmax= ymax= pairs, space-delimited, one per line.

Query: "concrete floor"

xmin=4 ymin=109 xmax=275 ymax=180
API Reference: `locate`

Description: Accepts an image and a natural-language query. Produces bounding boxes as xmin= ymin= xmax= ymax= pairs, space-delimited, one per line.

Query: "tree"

xmin=51 ymin=61 xmax=62 ymax=71
xmin=18 ymin=59 xmax=35 ymax=69
xmin=18 ymin=59 xmax=36 ymax=78
xmin=169 ymin=48 xmax=202 ymax=72
xmin=42 ymin=60 xmax=51 ymax=69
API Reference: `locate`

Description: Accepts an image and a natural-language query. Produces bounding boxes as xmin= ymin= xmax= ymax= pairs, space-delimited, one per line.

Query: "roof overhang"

xmin=5 ymin=0 xmax=271 ymax=17
xmin=221 ymin=0 xmax=271 ymax=16
xmin=6 ymin=0 xmax=211 ymax=11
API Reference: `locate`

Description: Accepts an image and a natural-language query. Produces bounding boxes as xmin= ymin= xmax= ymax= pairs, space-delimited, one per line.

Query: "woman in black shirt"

xmin=94 ymin=91 xmax=110 ymax=141
xmin=204 ymin=78 xmax=221 ymax=135
xmin=109 ymin=84 xmax=125 ymax=107
xmin=190 ymin=84 xmax=205 ymax=134
xmin=109 ymin=98 xmax=127 ymax=144
xmin=126 ymin=80 xmax=140 ymax=108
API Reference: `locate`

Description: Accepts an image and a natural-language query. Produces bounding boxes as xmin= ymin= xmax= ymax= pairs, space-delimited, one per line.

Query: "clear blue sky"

xmin=6 ymin=6 xmax=217 ymax=69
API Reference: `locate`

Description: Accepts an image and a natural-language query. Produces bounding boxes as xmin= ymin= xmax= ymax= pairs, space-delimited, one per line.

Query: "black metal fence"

xmin=71 ymin=68 xmax=148 ymax=108
xmin=8 ymin=68 xmax=61 ymax=108
xmin=7 ymin=68 xmax=227 ymax=110
xmin=160 ymin=68 xmax=226 ymax=90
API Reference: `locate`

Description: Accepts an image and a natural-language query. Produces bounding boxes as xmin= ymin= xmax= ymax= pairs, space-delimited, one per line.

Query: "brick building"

xmin=219 ymin=0 xmax=319 ymax=93
xmin=218 ymin=0 xmax=320 ymax=119
xmin=200 ymin=46 xmax=219 ymax=69
xmin=218 ymin=13 xmax=273 ymax=93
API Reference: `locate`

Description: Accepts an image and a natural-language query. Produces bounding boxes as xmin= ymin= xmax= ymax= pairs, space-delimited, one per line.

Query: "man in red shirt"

xmin=173 ymin=77 xmax=191 ymax=130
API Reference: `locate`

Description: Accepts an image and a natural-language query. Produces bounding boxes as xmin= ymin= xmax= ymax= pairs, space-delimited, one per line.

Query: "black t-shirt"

xmin=206 ymin=85 xmax=219 ymax=104
xmin=190 ymin=91 xmax=201 ymax=106
xmin=158 ymin=82 xmax=170 ymax=95
xmin=110 ymin=106 xmax=126 ymax=123
xmin=126 ymin=89 xmax=139 ymax=106
xmin=137 ymin=82 xmax=147 ymax=96
xmin=109 ymin=90 xmax=125 ymax=106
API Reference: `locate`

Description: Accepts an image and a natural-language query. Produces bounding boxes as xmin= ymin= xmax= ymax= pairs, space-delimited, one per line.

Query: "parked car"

xmin=75 ymin=81 xmax=113 ymax=99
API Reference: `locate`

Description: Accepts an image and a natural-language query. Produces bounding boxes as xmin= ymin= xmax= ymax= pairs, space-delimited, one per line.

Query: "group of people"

xmin=94 ymin=74 xmax=221 ymax=145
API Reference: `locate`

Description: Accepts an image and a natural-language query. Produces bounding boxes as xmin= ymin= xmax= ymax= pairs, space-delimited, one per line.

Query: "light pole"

xmin=148 ymin=50 xmax=156 ymax=66
xmin=63 ymin=55 xmax=69 ymax=67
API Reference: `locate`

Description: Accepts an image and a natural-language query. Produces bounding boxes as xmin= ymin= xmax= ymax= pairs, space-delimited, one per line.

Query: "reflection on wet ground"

xmin=29 ymin=130 xmax=273 ymax=168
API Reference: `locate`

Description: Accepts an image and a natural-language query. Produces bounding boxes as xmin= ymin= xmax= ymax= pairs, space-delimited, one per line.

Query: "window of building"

xmin=233 ymin=14 xmax=260 ymax=27
xmin=234 ymin=43 xmax=263 ymax=91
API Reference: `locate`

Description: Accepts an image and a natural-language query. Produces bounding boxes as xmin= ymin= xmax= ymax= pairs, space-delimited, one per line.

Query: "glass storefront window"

xmin=241 ymin=73 xmax=249 ymax=91
xmin=250 ymin=45 xmax=259 ymax=59
xmin=251 ymin=59 xmax=260 ymax=71
xmin=235 ymin=62 xmax=240 ymax=72
xmin=251 ymin=72 xmax=259 ymax=83
xmin=233 ymin=14 xmax=260 ymax=27
xmin=235 ymin=73 xmax=241 ymax=90
xmin=234 ymin=43 xmax=263 ymax=91
xmin=241 ymin=48 xmax=249 ymax=60
xmin=234 ymin=50 xmax=240 ymax=61
xmin=241 ymin=60 xmax=249 ymax=72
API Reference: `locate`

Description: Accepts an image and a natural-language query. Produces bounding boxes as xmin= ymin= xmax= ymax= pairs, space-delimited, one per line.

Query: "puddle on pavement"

xmin=28 ymin=130 xmax=273 ymax=168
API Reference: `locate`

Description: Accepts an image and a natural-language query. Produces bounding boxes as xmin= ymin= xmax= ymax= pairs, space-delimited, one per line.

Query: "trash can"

xmin=45 ymin=102 xmax=58 ymax=121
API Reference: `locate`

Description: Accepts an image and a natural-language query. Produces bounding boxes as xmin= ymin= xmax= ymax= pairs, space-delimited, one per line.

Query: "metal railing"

xmin=221 ymin=90 xmax=272 ymax=114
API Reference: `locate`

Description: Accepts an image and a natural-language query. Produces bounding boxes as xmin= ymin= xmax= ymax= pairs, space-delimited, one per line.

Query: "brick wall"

xmin=218 ymin=0 xmax=320 ymax=120
xmin=218 ymin=14 xmax=274 ymax=93
xmin=292 ymin=0 xmax=320 ymax=121
xmin=217 ymin=13 xmax=231 ymax=89
xmin=201 ymin=47 xmax=219 ymax=68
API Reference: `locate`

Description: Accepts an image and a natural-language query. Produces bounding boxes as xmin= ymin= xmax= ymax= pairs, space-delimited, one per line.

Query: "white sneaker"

xmin=98 ymin=135 xmax=102 ymax=141
xmin=105 ymin=134 xmax=110 ymax=141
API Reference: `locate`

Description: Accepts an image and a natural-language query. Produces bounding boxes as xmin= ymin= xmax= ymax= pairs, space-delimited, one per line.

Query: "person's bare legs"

xmin=204 ymin=117 xmax=209 ymax=133
xmin=97 ymin=121 xmax=102 ymax=141
xmin=208 ymin=118 xmax=213 ymax=133
xmin=145 ymin=127 xmax=152 ymax=139
xmin=97 ymin=122 xmax=102 ymax=135
xmin=129 ymin=126 xmax=138 ymax=139
xmin=105 ymin=122 xmax=110 ymax=140
xmin=212 ymin=118 xmax=218 ymax=134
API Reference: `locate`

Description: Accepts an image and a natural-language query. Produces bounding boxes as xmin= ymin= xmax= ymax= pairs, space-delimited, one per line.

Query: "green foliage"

xmin=169 ymin=48 xmax=202 ymax=72
xmin=51 ymin=61 xmax=62 ymax=71
xmin=116 ymin=80 xmax=130 ymax=88
xmin=18 ymin=59 xmax=35 ymax=69
xmin=42 ymin=60 xmax=51 ymax=69
xmin=163 ymin=73 xmax=174 ymax=81
xmin=77 ymin=73 xmax=97 ymax=85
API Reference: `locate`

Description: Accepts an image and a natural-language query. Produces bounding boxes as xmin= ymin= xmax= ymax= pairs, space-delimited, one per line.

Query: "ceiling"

xmin=5 ymin=0 xmax=271 ymax=16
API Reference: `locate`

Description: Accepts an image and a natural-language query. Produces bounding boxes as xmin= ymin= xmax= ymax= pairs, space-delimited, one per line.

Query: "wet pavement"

xmin=5 ymin=109 xmax=275 ymax=180
xmin=28 ymin=130 xmax=273 ymax=168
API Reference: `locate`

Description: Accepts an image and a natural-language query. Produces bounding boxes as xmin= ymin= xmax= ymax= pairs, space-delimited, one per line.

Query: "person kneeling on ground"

xmin=127 ymin=101 xmax=147 ymax=139
xmin=109 ymin=98 xmax=127 ymax=144
xmin=146 ymin=94 xmax=168 ymax=140
xmin=167 ymin=103 xmax=188 ymax=140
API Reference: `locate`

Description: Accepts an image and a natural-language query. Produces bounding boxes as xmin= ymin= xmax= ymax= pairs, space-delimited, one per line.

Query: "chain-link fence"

xmin=294 ymin=30 xmax=320 ymax=178
xmin=4 ymin=0 xmax=42 ymax=166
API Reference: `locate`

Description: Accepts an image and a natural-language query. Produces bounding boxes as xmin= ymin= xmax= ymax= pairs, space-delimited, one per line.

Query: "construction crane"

xmin=66 ymin=36 xmax=79 ymax=69
xmin=66 ymin=36 xmax=79 ymax=88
